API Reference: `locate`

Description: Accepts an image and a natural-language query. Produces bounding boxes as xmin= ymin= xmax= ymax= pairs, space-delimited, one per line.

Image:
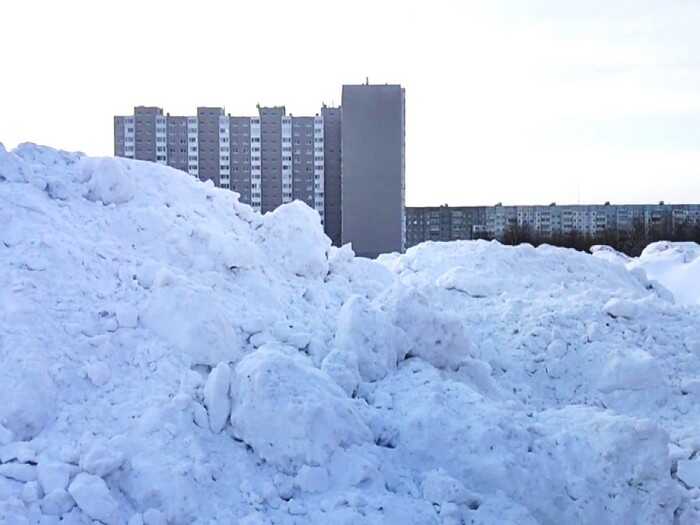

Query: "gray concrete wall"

xmin=341 ymin=84 xmax=405 ymax=257
xmin=322 ymin=106 xmax=342 ymax=246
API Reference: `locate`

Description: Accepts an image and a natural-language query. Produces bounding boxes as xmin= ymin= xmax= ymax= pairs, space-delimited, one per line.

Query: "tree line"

xmin=480 ymin=219 xmax=700 ymax=257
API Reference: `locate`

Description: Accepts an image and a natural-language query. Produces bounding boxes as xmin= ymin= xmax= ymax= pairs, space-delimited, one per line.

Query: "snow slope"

xmin=1 ymin=143 xmax=700 ymax=524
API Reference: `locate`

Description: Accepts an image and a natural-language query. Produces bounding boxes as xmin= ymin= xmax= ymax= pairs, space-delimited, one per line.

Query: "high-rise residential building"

xmin=341 ymin=84 xmax=406 ymax=258
xmin=115 ymin=103 xmax=342 ymax=246
xmin=114 ymin=83 xmax=405 ymax=254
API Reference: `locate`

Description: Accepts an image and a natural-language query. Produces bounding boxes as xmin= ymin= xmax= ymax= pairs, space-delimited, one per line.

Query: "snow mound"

xmin=630 ymin=241 xmax=700 ymax=305
xmin=1 ymin=144 xmax=699 ymax=524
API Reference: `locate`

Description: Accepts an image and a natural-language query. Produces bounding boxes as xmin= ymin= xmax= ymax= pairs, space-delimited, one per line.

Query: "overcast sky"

xmin=2 ymin=0 xmax=699 ymax=206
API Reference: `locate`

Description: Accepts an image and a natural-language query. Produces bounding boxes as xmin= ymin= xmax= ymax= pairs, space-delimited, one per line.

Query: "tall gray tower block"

xmin=341 ymin=84 xmax=405 ymax=257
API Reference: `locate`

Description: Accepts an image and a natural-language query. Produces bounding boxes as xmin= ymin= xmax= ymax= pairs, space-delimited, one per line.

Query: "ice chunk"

xmin=40 ymin=488 xmax=76 ymax=516
xmin=79 ymin=439 xmax=125 ymax=477
xmin=0 ymin=464 xmax=37 ymax=482
xmin=68 ymin=473 xmax=119 ymax=525
xmin=603 ymin=298 xmax=639 ymax=319
xmin=678 ymin=459 xmax=700 ymax=488
xmin=333 ymin=294 xmax=406 ymax=382
xmin=421 ymin=469 xmax=473 ymax=505
xmin=388 ymin=287 xmax=471 ymax=370
xmin=321 ymin=347 xmax=361 ymax=396
xmin=0 ymin=364 xmax=55 ymax=440
xmin=436 ymin=266 xmax=501 ymax=297
xmin=38 ymin=461 xmax=75 ymax=494
xmin=230 ymin=347 xmax=372 ymax=472
xmin=84 ymin=362 xmax=111 ymax=387
xmin=260 ymin=201 xmax=331 ymax=279
xmin=203 ymin=362 xmax=231 ymax=433
xmin=82 ymin=157 xmax=135 ymax=205
xmin=598 ymin=348 xmax=662 ymax=393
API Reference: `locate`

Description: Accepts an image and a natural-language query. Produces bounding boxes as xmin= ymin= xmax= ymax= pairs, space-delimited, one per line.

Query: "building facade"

xmin=406 ymin=203 xmax=700 ymax=248
xmin=115 ymin=104 xmax=342 ymax=245
xmin=341 ymin=84 xmax=406 ymax=258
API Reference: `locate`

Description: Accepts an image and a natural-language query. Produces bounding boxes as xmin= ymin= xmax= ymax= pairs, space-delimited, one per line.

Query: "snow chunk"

xmin=140 ymin=286 xmax=244 ymax=366
xmin=332 ymin=294 xmax=407 ymax=382
xmin=79 ymin=439 xmax=125 ymax=477
xmin=0 ymin=463 xmax=37 ymax=482
xmin=20 ymin=481 xmax=41 ymax=503
xmin=203 ymin=362 xmax=231 ymax=433
xmin=115 ymin=303 xmax=139 ymax=328
xmin=83 ymin=157 xmax=135 ymax=205
xmin=436 ymin=266 xmax=501 ymax=297
xmin=0 ymin=364 xmax=55 ymax=440
xmin=598 ymin=348 xmax=662 ymax=393
xmin=421 ymin=469 xmax=474 ymax=505
xmin=84 ymin=362 xmax=111 ymax=387
xmin=261 ymin=201 xmax=330 ymax=279
xmin=603 ymin=298 xmax=639 ymax=319
xmin=321 ymin=347 xmax=361 ymax=396
xmin=677 ymin=459 xmax=700 ymax=488
xmin=38 ymin=461 xmax=75 ymax=494
xmin=0 ymin=424 xmax=14 ymax=446
xmin=40 ymin=488 xmax=75 ymax=516
xmin=230 ymin=347 xmax=372 ymax=472
xmin=68 ymin=473 xmax=119 ymax=525
xmin=388 ymin=287 xmax=471 ymax=370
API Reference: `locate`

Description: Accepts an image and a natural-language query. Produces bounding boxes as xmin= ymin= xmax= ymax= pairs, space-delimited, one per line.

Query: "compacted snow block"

xmin=0 ymin=363 xmax=55 ymax=441
xmin=386 ymin=287 xmax=471 ymax=370
xmin=597 ymin=348 xmax=662 ymax=393
xmin=140 ymin=286 xmax=245 ymax=366
xmin=203 ymin=362 xmax=231 ymax=433
xmin=230 ymin=347 xmax=372 ymax=472
xmin=82 ymin=157 xmax=136 ymax=205
xmin=331 ymin=294 xmax=407 ymax=383
xmin=68 ymin=473 xmax=119 ymax=524
xmin=260 ymin=201 xmax=331 ymax=279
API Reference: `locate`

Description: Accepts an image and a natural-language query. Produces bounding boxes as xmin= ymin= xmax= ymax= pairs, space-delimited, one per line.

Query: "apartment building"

xmin=406 ymin=203 xmax=700 ymax=247
xmin=115 ymin=84 xmax=405 ymax=255
xmin=341 ymin=84 xmax=406 ymax=257
xmin=115 ymin=104 xmax=342 ymax=245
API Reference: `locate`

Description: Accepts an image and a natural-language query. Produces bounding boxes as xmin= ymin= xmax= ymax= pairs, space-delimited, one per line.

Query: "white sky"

xmin=2 ymin=0 xmax=700 ymax=206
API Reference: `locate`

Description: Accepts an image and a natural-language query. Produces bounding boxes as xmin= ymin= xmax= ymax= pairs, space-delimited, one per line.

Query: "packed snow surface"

xmin=1 ymin=143 xmax=700 ymax=524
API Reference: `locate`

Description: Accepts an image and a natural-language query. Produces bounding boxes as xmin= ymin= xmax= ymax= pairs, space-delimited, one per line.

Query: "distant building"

xmin=406 ymin=203 xmax=700 ymax=247
xmin=341 ymin=84 xmax=406 ymax=257
xmin=114 ymin=83 xmax=405 ymax=255
xmin=115 ymin=104 xmax=342 ymax=246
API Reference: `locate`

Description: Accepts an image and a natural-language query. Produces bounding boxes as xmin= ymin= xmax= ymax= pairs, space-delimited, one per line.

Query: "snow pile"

xmin=631 ymin=241 xmax=700 ymax=306
xmin=1 ymin=143 xmax=700 ymax=524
